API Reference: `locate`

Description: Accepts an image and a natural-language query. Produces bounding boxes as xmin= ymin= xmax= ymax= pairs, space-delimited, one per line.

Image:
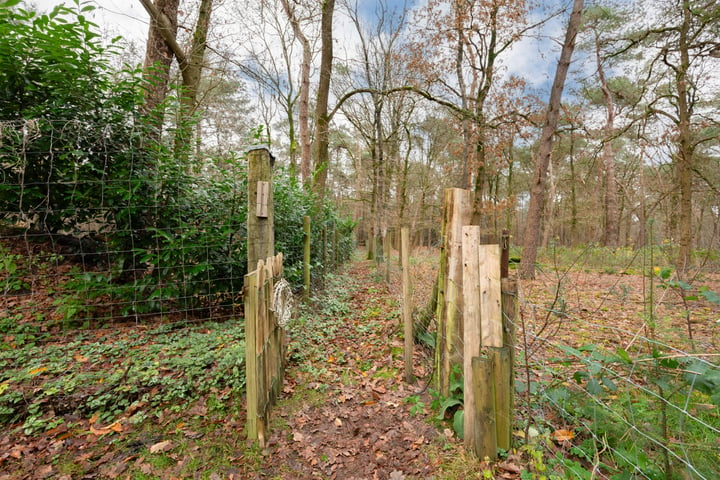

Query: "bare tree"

xmin=519 ymin=0 xmax=584 ymax=279
xmin=280 ymin=0 xmax=313 ymax=184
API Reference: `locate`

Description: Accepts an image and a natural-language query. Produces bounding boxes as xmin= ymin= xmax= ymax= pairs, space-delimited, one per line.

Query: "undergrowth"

xmin=0 ymin=321 xmax=246 ymax=435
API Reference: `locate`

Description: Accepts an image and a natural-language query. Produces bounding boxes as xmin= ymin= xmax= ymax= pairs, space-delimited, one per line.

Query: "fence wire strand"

xmin=512 ymin=283 xmax=719 ymax=479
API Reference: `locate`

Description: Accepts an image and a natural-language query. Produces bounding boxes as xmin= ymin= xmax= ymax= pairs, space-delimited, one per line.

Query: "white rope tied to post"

xmin=272 ymin=277 xmax=294 ymax=328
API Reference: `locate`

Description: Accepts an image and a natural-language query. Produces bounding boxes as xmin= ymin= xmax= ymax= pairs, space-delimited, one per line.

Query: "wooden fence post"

xmin=501 ymin=278 xmax=518 ymax=449
xmin=401 ymin=227 xmax=414 ymax=383
xmin=463 ymin=226 xmax=482 ymax=447
xmin=303 ymin=215 xmax=311 ymax=301
xmin=245 ymin=264 xmax=260 ymax=440
xmin=245 ymin=253 xmax=286 ymax=446
xmin=322 ymin=225 xmax=327 ymax=274
xmin=501 ymin=229 xmax=510 ymax=279
xmin=384 ymin=230 xmax=391 ymax=283
xmin=247 ymin=148 xmax=274 ymax=273
xmin=434 ymin=188 xmax=472 ymax=396
xmin=472 ymin=355 xmax=496 ymax=460
xmin=463 ymin=239 xmax=506 ymax=460
xmin=491 ymin=346 xmax=512 ymax=451
xmin=479 ymin=245 xmax=502 ymax=348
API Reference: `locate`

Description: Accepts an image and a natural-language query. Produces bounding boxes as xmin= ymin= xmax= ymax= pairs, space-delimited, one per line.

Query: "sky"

xmin=24 ymin=0 xmax=569 ymax=103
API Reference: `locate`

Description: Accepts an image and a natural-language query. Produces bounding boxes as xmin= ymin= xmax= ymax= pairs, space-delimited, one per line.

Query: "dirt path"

xmin=259 ymin=258 xmax=445 ymax=480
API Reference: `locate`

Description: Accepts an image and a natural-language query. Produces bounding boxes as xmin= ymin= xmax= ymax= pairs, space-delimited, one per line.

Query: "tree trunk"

xmin=675 ymin=0 xmax=694 ymax=272
xmin=312 ymin=0 xmax=335 ymax=200
xmin=174 ymin=0 xmax=214 ymax=162
xmin=139 ymin=0 xmax=214 ymax=159
xmin=595 ymin=32 xmax=619 ymax=247
xmin=519 ymin=0 xmax=584 ymax=279
xmin=140 ymin=0 xmax=179 ymax=137
xmin=280 ymin=0 xmax=312 ymax=185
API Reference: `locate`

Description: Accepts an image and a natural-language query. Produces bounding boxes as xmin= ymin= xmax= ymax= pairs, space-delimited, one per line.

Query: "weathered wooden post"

xmin=384 ymin=230 xmax=391 ymax=283
xmin=500 ymin=229 xmax=510 ymax=279
xmin=501 ymin=277 xmax=518 ymax=450
xmin=322 ymin=224 xmax=328 ymax=274
xmin=472 ymin=355 xmax=496 ymax=459
xmin=463 ymin=237 xmax=508 ymax=460
xmin=401 ymin=227 xmax=414 ymax=383
xmin=332 ymin=221 xmax=338 ymax=269
xmin=303 ymin=215 xmax=311 ymax=300
xmin=462 ymin=226 xmax=482 ymax=446
xmin=434 ymin=188 xmax=473 ymax=396
xmin=247 ymin=147 xmax=274 ymax=273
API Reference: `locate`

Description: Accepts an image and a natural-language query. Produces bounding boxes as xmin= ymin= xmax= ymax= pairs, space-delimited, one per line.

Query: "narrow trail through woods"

xmin=260 ymin=257 xmax=445 ymax=480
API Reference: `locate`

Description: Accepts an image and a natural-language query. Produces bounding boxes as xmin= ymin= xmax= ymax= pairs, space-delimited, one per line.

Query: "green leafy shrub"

xmin=0 ymin=3 xmax=141 ymax=234
xmin=540 ymin=343 xmax=720 ymax=478
xmin=0 ymin=2 xmax=355 ymax=320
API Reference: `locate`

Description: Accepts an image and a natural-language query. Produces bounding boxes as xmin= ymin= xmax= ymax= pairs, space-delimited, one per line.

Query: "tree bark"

xmin=139 ymin=0 xmax=214 ymax=158
xmin=280 ymin=0 xmax=312 ymax=185
xmin=519 ymin=0 xmax=584 ymax=279
xmin=140 ymin=0 xmax=179 ymax=137
xmin=175 ymin=0 xmax=214 ymax=162
xmin=594 ymin=28 xmax=620 ymax=247
xmin=675 ymin=0 xmax=694 ymax=272
xmin=312 ymin=0 xmax=335 ymax=199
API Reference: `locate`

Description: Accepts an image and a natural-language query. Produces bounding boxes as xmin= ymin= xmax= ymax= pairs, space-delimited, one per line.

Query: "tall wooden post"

xmin=401 ymin=228 xmax=414 ymax=383
xmin=384 ymin=231 xmax=391 ymax=283
xmin=433 ymin=188 xmax=473 ymax=396
xmin=303 ymin=215 xmax=311 ymax=300
xmin=462 ymin=226 xmax=482 ymax=446
xmin=247 ymin=147 xmax=274 ymax=273
xmin=501 ymin=278 xmax=518 ymax=450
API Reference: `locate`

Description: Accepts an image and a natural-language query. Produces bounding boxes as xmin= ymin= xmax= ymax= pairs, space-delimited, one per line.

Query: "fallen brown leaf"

xmin=149 ymin=440 xmax=174 ymax=454
xmin=552 ymin=428 xmax=575 ymax=443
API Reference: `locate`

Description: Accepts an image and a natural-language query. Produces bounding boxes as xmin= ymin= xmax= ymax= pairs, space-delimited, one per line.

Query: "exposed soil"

xmin=258 ymin=256 xmax=443 ymax=480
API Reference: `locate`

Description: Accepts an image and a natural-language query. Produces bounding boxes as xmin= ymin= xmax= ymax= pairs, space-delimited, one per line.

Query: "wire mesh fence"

xmin=514 ymin=262 xmax=720 ymax=479
xmin=1 ymin=119 xmax=354 ymax=333
xmin=1 ymin=118 xmax=251 ymax=329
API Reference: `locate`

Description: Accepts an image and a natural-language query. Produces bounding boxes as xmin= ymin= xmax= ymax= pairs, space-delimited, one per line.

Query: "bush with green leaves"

xmin=118 ymin=152 xmax=249 ymax=315
xmin=0 ymin=1 xmax=355 ymax=320
xmin=274 ymin=171 xmax=356 ymax=287
xmin=0 ymin=1 xmax=142 ymax=234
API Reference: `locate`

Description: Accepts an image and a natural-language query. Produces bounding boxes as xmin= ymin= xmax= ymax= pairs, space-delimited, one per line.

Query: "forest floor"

xmin=1 ymin=240 xmax=719 ymax=479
